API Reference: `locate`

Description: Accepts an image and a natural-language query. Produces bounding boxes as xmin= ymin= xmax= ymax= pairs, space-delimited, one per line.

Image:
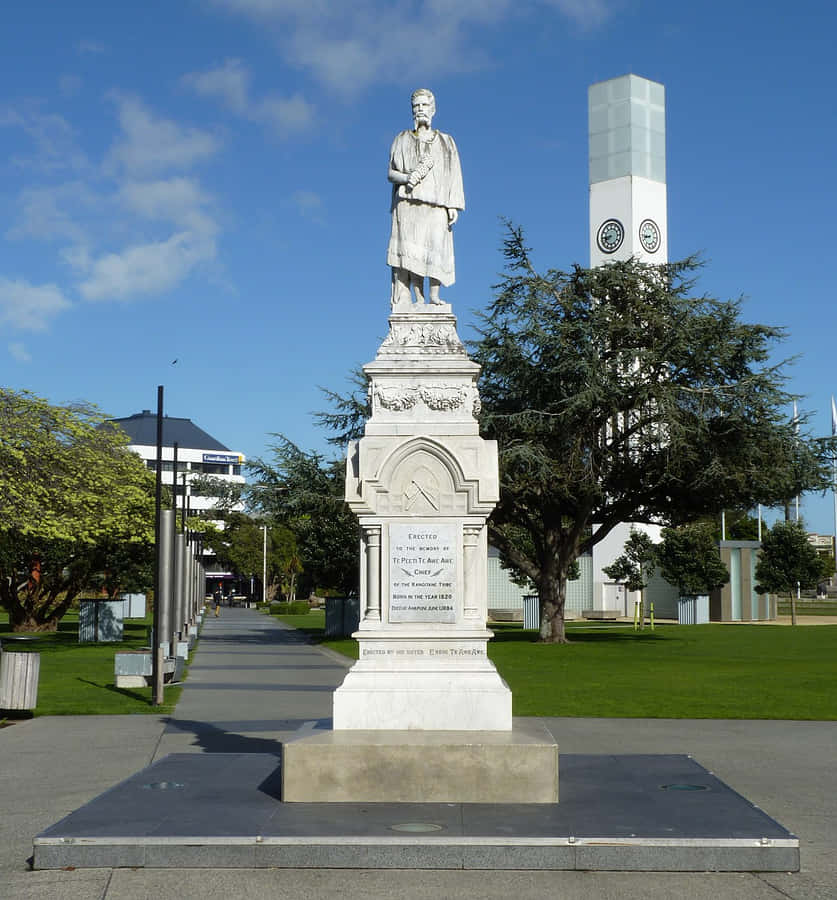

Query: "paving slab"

xmin=33 ymin=751 xmax=797 ymax=871
xmin=5 ymin=609 xmax=834 ymax=897
xmin=151 ymin=610 xmax=351 ymax=759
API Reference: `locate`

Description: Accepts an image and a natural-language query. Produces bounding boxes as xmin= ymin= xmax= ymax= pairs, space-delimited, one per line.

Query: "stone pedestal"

xmin=333 ymin=302 xmax=512 ymax=731
xmin=284 ymin=300 xmax=558 ymax=801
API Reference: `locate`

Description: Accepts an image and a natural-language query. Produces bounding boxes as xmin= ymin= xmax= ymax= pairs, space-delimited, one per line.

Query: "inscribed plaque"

xmin=389 ymin=523 xmax=457 ymax=623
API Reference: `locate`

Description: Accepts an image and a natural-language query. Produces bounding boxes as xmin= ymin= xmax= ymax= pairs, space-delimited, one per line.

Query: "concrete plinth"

xmin=281 ymin=720 xmax=558 ymax=803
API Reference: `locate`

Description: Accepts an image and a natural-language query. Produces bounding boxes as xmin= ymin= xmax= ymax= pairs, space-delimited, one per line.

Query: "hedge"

xmin=270 ymin=601 xmax=310 ymax=615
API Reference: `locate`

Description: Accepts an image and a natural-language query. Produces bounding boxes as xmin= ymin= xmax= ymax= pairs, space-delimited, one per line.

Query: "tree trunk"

xmin=10 ymin=610 xmax=60 ymax=632
xmin=7 ymin=575 xmax=79 ymax=633
xmin=537 ymin=570 xmax=569 ymax=643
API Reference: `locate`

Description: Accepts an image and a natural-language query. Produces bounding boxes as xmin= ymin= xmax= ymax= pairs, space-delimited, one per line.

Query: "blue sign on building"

xmin=202 ymin=453 xmax=241 ymax=464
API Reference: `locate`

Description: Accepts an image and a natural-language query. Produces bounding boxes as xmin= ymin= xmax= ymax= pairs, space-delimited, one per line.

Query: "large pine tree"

xmin=471 ymin=226 xmax=834 ymax=642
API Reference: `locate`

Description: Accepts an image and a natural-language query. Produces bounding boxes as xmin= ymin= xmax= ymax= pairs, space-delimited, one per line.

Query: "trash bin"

xmin=677 ymin=595 xmax=709 ymax=625
xmin=342 ymin=597 xmax=360 ymax=636
xmin=523 ymin=595 xmax=540 ymax=630
xmin=0 ymin=648 xmax=40 ymax=710
xmin=324 ymin=598 xmax=344 ymax=637
xmin=325 ymin=598 xmax=361 ymax=637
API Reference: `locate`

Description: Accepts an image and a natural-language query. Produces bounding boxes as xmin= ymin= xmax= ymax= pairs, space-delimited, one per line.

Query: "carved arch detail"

xmin=370 ymin=436 xmax=485 ymax=515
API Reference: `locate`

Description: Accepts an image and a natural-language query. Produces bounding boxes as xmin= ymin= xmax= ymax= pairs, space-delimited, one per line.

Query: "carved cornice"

xmin=379 ymin=320 xmax=466 ymax=356
xmin=374 ymin=383 xmax=480 ymax=415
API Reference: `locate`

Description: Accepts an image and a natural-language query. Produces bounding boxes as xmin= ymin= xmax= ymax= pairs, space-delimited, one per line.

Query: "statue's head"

xmin=411 ymin=88 xmax=435 ymax=126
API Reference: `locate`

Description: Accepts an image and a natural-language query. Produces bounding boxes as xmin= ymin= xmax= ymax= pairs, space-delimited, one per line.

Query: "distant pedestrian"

xmin=213 ymin=587 xmax=222 ymax=617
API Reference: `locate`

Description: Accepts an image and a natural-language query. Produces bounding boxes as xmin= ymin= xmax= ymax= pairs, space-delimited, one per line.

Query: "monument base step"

xmin=281 ymin=720 xmax=558 ymax=803
xmin=33 ymin=752 xmax=799 ymax=872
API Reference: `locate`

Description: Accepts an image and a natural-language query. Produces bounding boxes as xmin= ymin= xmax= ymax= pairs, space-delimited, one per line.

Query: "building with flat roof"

xmin=107 ymin=410 xmax=246 ymax=588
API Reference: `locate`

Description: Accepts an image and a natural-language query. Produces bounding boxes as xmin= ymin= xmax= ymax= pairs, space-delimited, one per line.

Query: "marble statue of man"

xmin=387 ymin=89 xmax=465 ymax=307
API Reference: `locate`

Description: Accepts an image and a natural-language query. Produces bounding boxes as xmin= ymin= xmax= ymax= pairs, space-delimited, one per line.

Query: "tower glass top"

xmin=589 ymin=74 xmax=666 ymax=185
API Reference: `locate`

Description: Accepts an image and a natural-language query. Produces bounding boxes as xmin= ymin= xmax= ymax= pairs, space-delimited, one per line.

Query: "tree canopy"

xmin=247 ymin=437 xmax=359 ymax=598
xmin=0 ymin=389 xmax=156 ymax=630
xmin=657 ymin=523 xmax=731 ymax=596
xmin=470 ymin=225 xmax=835 ymax=642
xmin=602 ymin=530 xmax=657 ymax=596
xmin=200 ymin=512 xmax=300 ymax=603
xmin=755 ymin=520 xmax=826 ymax=596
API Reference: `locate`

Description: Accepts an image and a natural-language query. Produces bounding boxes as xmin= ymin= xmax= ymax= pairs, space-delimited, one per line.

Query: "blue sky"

xmin=2 ymin=0 xmax=836 ymax=534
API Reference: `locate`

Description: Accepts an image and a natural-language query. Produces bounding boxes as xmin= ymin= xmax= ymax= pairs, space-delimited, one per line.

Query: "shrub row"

xmin=270 ymin=601 xmax=310 ymax=615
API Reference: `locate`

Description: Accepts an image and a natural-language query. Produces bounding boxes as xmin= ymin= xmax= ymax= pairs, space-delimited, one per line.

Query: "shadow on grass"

xmin=489 ymin=624 xmax=667 ymax=644
xmin=77 ymin=677 xmax=151 ymax=705
xmin=1 ymin=620 xmax=151 ymax=654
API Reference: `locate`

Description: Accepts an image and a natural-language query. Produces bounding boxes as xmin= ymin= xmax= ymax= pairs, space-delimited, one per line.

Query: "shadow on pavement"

xmin=162 ymin=716 xmax=332 ymax=755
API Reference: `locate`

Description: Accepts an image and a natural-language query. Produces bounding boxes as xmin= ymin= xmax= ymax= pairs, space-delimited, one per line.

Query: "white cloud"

xmin=118 ymin=177 xmax=218 ymax=235
xmin=4 ymin=96 xmax=226 ymax=314
xmin=291 ymin=189 xmax=324 ymax=223
xmin=183 ymin=59 xmax=314 ymax=135
xmin=61 ymin=244 xmax=91 ymax=273
xmin=78 ymin=231 xmax=216 ymax=302
xmin=252 ymin=92 xmax=314 ymax=133
xmin=95 ymin=103 xmax=224 ymax=301
xmin=544 ymin=0 xmax=612 ymax=28
xmin=183 ymin=58 xmax=251 ymax=111
xmin=59 ymin=74 xmax=83 ymax=98
xmin=203 ymin=0 xmax=615 ymax=91
xmin=105 ymin=94 xmax=220 ymax=175
xmin=7 ymin=183 xmax=95 ymax=243
xmin=76 ymin=39 xmax=106 ymax=54
xmin=8 ymin=342 xmax=32 ymax=362
xmin=0 ymin=103 xmax=89 ymax=173
xmin=0 ymin=278 xmax=71 ymax=331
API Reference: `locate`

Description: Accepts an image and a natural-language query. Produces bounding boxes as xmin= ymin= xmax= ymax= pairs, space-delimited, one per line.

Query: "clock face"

xmin=596 ymin=218 xmax=624 ymax=254
xmin=639 ymin=218 xmax=661 ymax=253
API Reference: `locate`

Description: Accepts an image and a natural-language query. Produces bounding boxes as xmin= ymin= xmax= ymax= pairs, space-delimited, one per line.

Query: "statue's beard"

xmin=414 ymin=114 xmax=432 ymax=129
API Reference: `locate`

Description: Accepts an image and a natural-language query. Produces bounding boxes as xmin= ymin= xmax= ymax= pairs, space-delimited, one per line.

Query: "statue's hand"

xmin=447 ymin=208 xmax=459 ymax=226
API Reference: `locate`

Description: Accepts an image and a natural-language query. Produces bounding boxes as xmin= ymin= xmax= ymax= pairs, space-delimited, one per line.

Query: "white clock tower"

xmin=589 ymin=74 xmax=667 ymax=267
xmin=589 ymin=74 xmax=673 ymax=617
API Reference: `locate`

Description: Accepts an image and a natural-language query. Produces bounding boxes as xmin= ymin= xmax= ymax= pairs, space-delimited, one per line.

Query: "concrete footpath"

xmin=2 ymin=608 xmax=836 ymax=899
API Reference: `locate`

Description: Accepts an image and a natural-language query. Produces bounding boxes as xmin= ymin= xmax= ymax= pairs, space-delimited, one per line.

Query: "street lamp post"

xmin=262 ymin=524 xmax=268 ymax=605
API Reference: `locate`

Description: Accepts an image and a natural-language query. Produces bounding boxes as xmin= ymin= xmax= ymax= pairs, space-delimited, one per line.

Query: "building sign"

xmin=389 ymin=524 xmax=457 ymax=623
xmin=202 ymin=453 xmax=242 ymax=464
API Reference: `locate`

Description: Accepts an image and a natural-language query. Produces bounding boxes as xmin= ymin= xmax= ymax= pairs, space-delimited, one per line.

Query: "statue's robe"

xmin=386 ymin=129 xmax=465 ymax=287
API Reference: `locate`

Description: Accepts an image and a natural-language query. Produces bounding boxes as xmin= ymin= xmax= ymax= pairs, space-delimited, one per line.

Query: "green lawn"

xmin=0 ymin=611 xmax=183 ymax=717
xmin=488 ymin=622 xmax=837 ymax=719
xmin=777 ymin=599 xmax=837 ymax=616
xmin=272 ymin=610 xmax=837 ymax=720
xmin=273 ymin=610 xmax=360 ymax=660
